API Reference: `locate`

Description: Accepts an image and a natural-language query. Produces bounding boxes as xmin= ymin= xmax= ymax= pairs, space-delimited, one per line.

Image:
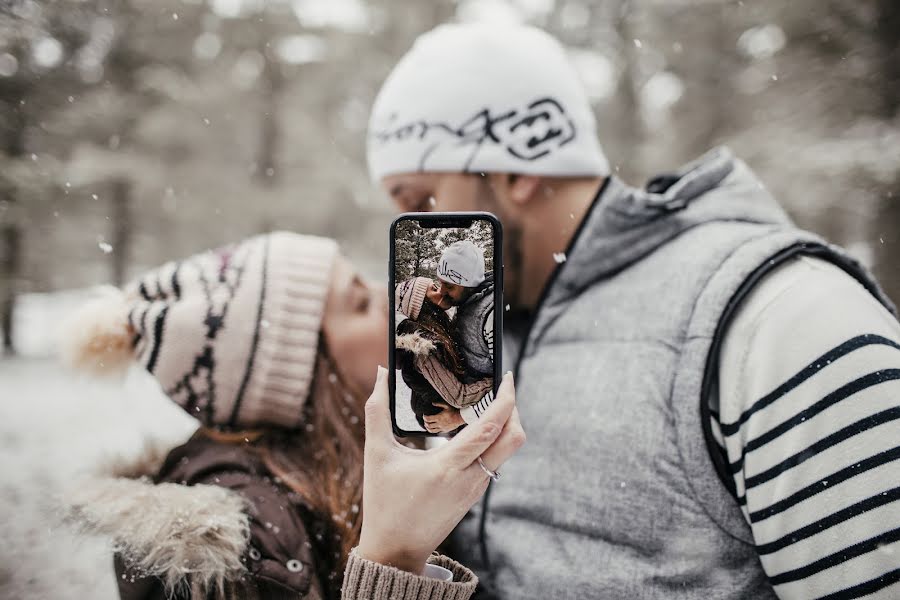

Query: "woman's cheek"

xmin=374 ymin=318 xmax=389 ymax=363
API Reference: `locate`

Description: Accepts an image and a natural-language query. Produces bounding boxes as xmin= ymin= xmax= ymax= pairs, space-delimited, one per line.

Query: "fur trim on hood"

xmin=61 ymin=439 xmax=250 ymax=596
xmin=396 ymin=330 xmax=436 ymax=356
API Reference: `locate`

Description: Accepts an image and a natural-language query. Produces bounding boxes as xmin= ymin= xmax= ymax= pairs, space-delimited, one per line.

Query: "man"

xmin=365 ymin=23 xmax=900 ymax=599
xmin=428 ymin=240 xmax=497 ymax=431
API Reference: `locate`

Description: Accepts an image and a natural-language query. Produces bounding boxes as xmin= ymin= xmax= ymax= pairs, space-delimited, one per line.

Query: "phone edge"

xmin=388 ymin=211 xmax=504 ymax=438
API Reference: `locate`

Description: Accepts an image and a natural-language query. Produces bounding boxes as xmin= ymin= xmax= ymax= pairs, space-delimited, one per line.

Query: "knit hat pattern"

xmin=367 ymin=23 xmax=610 ymax=181
xmin=124 ymin=232 xmax=337 ymax=430
xmin=395 ymin=276 xmax=431 ymax=320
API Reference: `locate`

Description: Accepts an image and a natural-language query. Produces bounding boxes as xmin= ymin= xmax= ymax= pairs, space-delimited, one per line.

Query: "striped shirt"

xmin=712 ymin=255 xmax=900 ymax=599
xmin=458 ymin=306 xmax=496 ymax=423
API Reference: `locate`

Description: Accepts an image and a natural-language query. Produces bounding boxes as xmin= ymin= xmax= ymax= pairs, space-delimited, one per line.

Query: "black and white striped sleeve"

xmin=483 ymin=307 xmax=494 ymax=355
xmin=460 ymin=390 xmax=494 ymax=425
xmin=714 ymin=255 xmax=900 ymax=600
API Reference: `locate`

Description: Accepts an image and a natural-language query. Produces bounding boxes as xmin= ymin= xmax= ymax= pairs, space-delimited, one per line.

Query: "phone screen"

xmin=389 ymin=212 xmax=503 ymax=437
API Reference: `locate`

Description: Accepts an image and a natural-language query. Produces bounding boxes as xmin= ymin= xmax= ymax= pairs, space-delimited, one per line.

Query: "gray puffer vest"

xmin=449 ymin=147 xmax=893 ymax=599
xmin=456 ymin=272 xmax=495 ymax=378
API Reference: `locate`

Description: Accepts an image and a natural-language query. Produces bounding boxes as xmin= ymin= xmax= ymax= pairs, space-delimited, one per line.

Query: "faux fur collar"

xmin=396 ymin=330 xmax=436 ymax=356
xmin=61 ymin=439 xmax=250 ymax=595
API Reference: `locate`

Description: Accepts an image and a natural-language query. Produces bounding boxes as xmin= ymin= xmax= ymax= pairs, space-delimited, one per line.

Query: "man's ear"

xmin=508 ymin=174 xmax=543 ymax=206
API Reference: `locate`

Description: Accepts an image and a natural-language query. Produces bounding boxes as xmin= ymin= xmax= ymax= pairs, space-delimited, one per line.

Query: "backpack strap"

xmin=700 ymin=241 xmax=893 ymax=498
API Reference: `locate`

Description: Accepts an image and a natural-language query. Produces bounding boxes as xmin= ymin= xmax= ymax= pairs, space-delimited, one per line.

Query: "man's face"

xmin=383 ymin=171 xmax=524 ymax=308
xmin=436 ymin=279 xmax=469 ymax=307
xmin=383 ymin=172 xmax=484 ymax=213
xmin=425 ymin=279 xmax=454 ymax=310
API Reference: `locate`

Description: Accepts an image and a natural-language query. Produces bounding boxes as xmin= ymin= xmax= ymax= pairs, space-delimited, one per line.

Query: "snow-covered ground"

xmin=395 ymin=369 xmax=425 ymax=433
xmin=0 ymin=291 xmax=199 ymax=600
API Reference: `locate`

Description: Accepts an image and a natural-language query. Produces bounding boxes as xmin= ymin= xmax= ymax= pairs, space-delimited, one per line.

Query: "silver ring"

xmin=477 ymin=456 xmax=500 ymax=482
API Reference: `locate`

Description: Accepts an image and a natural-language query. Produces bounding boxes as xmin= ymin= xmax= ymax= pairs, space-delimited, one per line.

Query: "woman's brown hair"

xmin=199 ymin=339 xmax=365 ymax=595
xmin=412 ymin=299 xmax=468 ymax=378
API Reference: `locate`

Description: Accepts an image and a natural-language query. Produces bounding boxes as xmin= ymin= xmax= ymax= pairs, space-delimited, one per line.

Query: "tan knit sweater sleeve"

xmin=341 ymin=550 xmax=477 ymax=600
xmin=414 ymin=353 xmax=493 ymax=409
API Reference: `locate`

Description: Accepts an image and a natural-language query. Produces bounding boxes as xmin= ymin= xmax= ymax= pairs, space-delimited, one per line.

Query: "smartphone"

xmin=389 ymin=212 xmax=503 ymax=437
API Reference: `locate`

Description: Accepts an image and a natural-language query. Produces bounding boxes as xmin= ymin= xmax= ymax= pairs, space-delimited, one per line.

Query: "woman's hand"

xmin=356 ymin=367 xmax=525 ymax=575
xmin=424 ymin=402 xmax=465 ymax=433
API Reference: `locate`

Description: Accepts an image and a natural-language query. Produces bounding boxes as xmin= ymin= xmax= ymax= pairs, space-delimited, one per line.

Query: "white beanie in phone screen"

xmin=367 ymin=23 xmax=611 ymax=182
xmin=438 ymin=241 xmax=486 ymax=288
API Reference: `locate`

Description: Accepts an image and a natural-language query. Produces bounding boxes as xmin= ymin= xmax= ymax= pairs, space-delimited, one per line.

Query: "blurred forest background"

xmin=0 ymin=2 xmax=897 ymax=596
xmin=395 ymin=219 xmax=494 ymax=281
xmin=1 ymin=0 xmax=899 ymax=356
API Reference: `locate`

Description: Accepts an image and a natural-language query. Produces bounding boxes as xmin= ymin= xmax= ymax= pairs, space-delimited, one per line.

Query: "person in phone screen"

xmin=394 ymin=277 xmax=492 ymax=433
xmin=428 ymin=241 xmax=496 ymax=431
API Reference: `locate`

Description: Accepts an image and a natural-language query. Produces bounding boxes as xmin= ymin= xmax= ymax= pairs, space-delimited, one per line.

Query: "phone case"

xmin=388 ymin=212 xmax=504 ymax=437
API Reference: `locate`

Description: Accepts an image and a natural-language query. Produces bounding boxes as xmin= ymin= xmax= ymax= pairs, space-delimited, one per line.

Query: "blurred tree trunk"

xmin=702 ymin=3 xmax=731 ymax=149
xmin=1 ymin=94 xmax=26 ymax=356
xmin=110 ymin=178 xmax=132 ymax=286
xmin=256 ymin=49 xmax=283 ymax=187
xmin=259 ymin=59 xmax=281 ymax=185
xmin=413 ymin=229 xmax=425 ymax=277
xmin=616 ymin=0 xmax=646 ymax=177
xmin=878 ymin=193 xmax=900 ymax=306
xmin=0 ymin=214 xmax=21 ymax=355
xmin=429 ymin=0 xmax=455 ymax=23
xmin=877 ymin=0 xmax=900 ymax=118
xmin=875 ymin=0 xmax=900 ymax=305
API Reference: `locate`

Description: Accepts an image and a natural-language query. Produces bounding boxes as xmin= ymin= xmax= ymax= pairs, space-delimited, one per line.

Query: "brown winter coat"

xmin=66 ymin=431 xmax=338 ymax=600
xmin=396 ymin=322 xmax=492 ymax=421
xmin=64 ymin=433 xmax=479 ymax=600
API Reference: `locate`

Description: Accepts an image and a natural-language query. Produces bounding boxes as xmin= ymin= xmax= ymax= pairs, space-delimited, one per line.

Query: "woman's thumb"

xmin=364 ymin=366 xmax=393 ymax=447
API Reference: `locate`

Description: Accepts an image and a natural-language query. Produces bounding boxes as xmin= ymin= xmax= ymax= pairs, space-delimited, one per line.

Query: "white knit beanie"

xmin=62 ymin=232 xmax=338 ymax=430
xmin=367 ymin=23 xmax=610 ymax=182
xmin=437 ymin=241 xmax=485 ymax=288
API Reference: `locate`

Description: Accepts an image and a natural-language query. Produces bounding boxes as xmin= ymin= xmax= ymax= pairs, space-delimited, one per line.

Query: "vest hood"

xmin=559 ymin=147 xmax=791 ymax=297
xmin=534 ymin=147 xmax=792 ymax=342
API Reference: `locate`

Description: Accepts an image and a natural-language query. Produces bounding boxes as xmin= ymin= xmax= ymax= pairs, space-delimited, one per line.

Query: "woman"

xmin=62 ymin=232 xmax=477 ymax=600
xmin=394 ymin=277 xmax=493 ymax=433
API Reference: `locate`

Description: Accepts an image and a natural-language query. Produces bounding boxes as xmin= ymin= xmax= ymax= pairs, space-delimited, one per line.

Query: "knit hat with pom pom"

xmin=62 ymin=232 xmax=338 ymax=430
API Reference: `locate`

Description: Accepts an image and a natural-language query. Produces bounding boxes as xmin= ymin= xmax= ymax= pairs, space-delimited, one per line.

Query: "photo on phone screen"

xmin=389 ymin=213 xmax=502 ymax=437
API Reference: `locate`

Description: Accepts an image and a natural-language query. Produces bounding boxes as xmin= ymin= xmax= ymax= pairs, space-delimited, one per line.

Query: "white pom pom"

xmin=60 ymin=286 xmax=135 ymax=377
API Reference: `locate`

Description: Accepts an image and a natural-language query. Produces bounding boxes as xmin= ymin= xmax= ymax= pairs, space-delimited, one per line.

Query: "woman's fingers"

xmin=364 ymin=366 xmax=395 ymax=457
xmin=356 ymin=371 xmax=526 ymax=575
xmin=477 ymin=404 xmax=525 ymax=474
xmin=441 ymin=371 xmax=516 ymax=470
